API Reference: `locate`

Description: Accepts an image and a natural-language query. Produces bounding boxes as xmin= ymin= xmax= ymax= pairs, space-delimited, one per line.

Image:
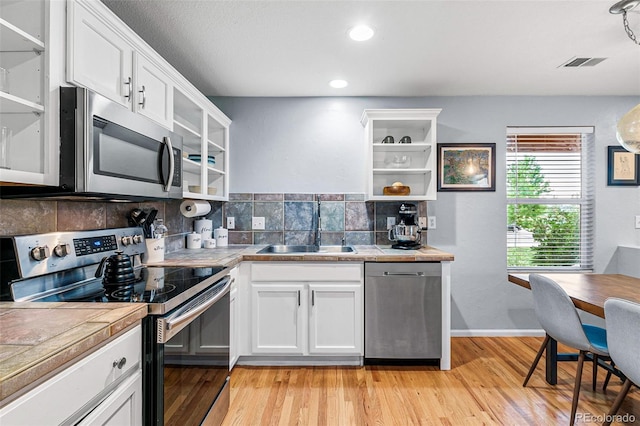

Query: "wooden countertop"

xmin=0 ymin=303 xmax=147 ymax=405
xmin=508 ymin=273 xmax=640 ymax=318
xmin=150 ymin=245 xmax=455 ymax=268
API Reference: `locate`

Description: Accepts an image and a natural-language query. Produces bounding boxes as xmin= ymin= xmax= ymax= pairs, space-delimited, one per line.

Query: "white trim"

xmin=237 ymin=356 xmax=363 ymax=366
xmin=506 ymin=126 xmax=594 ymax=134
xmin=451 ymin=329 xmax=545 ymax=337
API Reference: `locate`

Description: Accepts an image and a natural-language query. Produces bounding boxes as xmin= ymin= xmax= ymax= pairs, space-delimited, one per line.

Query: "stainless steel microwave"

xmin=2 ymin=87 xmax=182 ymax=200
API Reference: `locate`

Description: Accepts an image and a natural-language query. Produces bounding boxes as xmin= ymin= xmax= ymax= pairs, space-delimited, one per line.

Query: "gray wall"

xmin=212 ymin=95 xmax=640 ymax=332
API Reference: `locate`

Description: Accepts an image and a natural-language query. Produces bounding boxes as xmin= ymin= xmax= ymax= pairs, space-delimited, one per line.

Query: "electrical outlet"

xmin=386 ymin=217 xmax=396 ymax=230
xmin=227 ymin=217 xmax=235 ymax=229
xmin=418 ymin=217 xmax=427 ymax=228
xmin=252 ymin=217 xmax=265 ymax=230
xmin=636 ymin=215 xmax=640 ymax=229
xmin=428 ymin=216 xmax=437 ymax=229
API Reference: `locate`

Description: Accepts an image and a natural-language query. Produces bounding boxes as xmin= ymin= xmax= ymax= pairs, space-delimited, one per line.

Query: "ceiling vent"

xmin=560 ymin=57 xmax=607 ymax=68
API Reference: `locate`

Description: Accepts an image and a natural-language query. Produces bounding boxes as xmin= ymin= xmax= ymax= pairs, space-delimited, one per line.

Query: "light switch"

xmin=636 ymin=215 xmax=640 ymax=229
xmin=428 ymin=216 xmax=437 ymax=229
xmin=227 ymin=217 xmax=235 ymax=229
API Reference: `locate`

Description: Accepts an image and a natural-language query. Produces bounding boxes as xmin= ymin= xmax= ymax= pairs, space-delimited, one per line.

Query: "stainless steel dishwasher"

xmin=365 ymin=262 xmax=442 ymax=362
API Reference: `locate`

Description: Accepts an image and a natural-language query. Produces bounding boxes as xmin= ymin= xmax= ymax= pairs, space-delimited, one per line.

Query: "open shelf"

xmin=362 ymin=109 xmax=440 ymax=201
xmin=0 ymin=19 xmax=45 ymax=52
xmin=0 ymin=91 xmax=44 ymax=114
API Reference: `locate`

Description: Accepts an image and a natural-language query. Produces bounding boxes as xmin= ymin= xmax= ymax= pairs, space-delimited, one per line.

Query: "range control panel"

xmin=73 ymin=235 xmax=118 ymax=256
xmin=9 ymin=227 xmax=146 ymax=279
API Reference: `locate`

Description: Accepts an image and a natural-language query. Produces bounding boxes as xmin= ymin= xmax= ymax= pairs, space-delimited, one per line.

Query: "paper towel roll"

xmin=180 ymin=200 xmax=211 ymax=218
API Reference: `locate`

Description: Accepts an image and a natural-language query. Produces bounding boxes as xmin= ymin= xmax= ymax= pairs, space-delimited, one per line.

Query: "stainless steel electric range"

xmin=0 ymin=227 xmax=231 ymax=426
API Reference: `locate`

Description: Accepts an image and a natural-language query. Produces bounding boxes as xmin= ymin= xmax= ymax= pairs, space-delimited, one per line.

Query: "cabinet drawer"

xmin=251 ymin=262 xmax=363 ymax=282
xmin=0 ymin=325 xmax=141 ymax=425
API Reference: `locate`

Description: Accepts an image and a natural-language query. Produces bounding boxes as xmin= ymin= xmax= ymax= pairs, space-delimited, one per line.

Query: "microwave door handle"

xmin=162 ymin=136 xmax=175 ymax=192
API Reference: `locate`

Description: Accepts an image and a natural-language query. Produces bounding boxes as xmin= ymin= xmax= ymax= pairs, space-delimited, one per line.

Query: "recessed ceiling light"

xmin=348 ymin=25 xmax=374 ymax=41
xmin=329 ymin=79 xmax=348 ymax=89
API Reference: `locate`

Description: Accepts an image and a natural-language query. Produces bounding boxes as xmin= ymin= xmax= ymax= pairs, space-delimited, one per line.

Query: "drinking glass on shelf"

xmin=0 ymin=68 xmax=9 ymax=93
xmin=0 ymin=127 xmax=12 ymax=169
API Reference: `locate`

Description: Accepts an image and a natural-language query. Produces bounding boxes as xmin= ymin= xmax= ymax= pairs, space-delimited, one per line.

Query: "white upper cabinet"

xmin=67 ymin=0 xmax=174 ymax=129
xmin=175 ymin=87 xmax=230 ymax=201
xmin=0 ymin=0 xmax=64 ymax=185
xmin=361 ymin=109 xmax=441 ymax=201
xmin=134 ymin=53 xmax=173 ymax=128
xmin=67 ymin=0 xmax=133 ymax=107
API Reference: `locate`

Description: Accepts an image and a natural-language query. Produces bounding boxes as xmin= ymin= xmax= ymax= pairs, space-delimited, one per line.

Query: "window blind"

xmin=506 ymin=127 xmax=594 ymax=271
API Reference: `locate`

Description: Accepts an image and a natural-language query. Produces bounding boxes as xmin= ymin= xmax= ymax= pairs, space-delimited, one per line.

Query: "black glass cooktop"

xmin=31 ymin=266 xmax=227 ymax=306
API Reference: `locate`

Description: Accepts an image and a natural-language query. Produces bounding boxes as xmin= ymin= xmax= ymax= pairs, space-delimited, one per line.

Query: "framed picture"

xmin=437 ymin=143 xmax=496 ymax=191
xmin=607 ymin=145 xmax=640 ymax=186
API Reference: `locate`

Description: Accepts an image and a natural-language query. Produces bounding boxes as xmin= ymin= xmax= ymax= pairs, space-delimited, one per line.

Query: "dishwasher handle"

xmin=383 ymin=271 xmax=425 ymax=277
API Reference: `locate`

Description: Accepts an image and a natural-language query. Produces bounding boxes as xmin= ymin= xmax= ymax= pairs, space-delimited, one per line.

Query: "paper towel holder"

xmin=180 ymin=200 xmax=211 ymax=218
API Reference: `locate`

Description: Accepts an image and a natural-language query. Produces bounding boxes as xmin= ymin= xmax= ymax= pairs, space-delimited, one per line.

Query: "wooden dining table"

xmin=508 ymin=273 xmax=640 ymax=384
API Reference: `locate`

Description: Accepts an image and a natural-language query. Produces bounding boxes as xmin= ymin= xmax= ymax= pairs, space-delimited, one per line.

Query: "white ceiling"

xmin=102 ymin=0 xmax=640 ymax=97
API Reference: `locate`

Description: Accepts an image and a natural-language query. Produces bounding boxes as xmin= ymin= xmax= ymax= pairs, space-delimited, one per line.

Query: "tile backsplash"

xmin=0 ymin=194 xmax=427 ymax=250
xmin=225 ymin=193 xmax=427 ymax=246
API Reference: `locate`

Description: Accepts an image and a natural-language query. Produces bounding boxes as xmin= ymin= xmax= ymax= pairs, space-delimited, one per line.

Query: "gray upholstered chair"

xmin=523 ymin=274 xmax=609 ymax=426
xmin=602 ymin=298 xmax=639 ymax=426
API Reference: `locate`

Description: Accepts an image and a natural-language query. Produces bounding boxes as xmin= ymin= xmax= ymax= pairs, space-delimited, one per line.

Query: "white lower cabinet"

xmin=246 ymin=262 xmax=364 ymax=358
xmin=0 ymin=325 xmax=142 ymax=426
xmin=252 ymin=283 xmax=305 ymax=354
xmin=308 ymin=284 xmax=362 ymax=354
xmin=77 ymin=371 xmax=142 ymax=426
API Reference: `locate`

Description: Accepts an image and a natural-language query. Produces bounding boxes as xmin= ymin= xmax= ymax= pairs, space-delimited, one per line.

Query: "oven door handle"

xmin=158 ymin=277 xmax=232 ymax=343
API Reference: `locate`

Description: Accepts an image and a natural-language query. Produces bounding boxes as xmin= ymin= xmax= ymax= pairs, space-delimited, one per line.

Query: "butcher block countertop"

xmin=151 ymin=244 xmax=455 ymax=268
xmin=0 ymin=303 xmax=147 ymax=405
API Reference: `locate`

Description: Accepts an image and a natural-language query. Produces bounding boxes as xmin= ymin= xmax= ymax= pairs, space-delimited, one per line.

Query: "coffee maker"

xmin=388 ymin=203 xmax=423 ymax=250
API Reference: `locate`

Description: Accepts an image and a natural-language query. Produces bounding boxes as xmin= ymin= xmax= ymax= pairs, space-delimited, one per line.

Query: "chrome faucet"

xmin=314 ymin=196 xmax=322 ymax=247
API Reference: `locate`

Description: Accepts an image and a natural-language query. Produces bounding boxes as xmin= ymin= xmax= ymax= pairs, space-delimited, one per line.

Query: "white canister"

xmin=194 ymin=219 xmax=213 ymax=243
xmin=145 ymin=238 xmax=165 ymax=263
xmin=214 ymin=227 xmax=228 ymax=247
xmin=203 ymin=238 xmax=217 ymax=249
xmin=186 ymin=232 xmax=202 ymax=249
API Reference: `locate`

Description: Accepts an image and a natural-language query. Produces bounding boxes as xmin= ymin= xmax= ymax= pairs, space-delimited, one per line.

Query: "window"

xmin=506 ymin=127 xmax=594 ymax=271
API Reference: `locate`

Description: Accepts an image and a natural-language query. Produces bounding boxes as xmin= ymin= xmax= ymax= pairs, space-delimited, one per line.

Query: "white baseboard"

xmin=451 ymin=329 xmax=545 ymax=337
xmin=237 ymin=356 xmax=363 ymax=366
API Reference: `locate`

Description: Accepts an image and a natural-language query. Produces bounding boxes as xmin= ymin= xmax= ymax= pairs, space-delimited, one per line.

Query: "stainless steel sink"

xmin=256 ymin=245 xmax=356 ymax=254
xmin=318 ymin=245 xmax=357 ymax=253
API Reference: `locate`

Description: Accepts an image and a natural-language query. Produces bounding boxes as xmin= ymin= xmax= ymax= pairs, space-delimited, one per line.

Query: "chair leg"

xmin=592 ymin=354 xmax=598 ymax=391
xmin=570 ymin=351 xmax=586 ymax=426
xmin=523 ymin=334 xmax=550 ymax=387
xmin=602 ymin=378 xmax=633 ymax=426
xmin=603 ymin=360 xmax=615 ymax=392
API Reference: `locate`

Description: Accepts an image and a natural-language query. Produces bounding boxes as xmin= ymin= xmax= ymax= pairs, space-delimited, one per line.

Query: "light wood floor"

xmin=222 ymin=337 xmax=639 ymax=425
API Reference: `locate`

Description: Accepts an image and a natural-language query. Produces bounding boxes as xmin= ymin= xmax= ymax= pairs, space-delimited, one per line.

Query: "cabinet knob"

xmin=112 ymin=357 xmax=127 ymax=369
